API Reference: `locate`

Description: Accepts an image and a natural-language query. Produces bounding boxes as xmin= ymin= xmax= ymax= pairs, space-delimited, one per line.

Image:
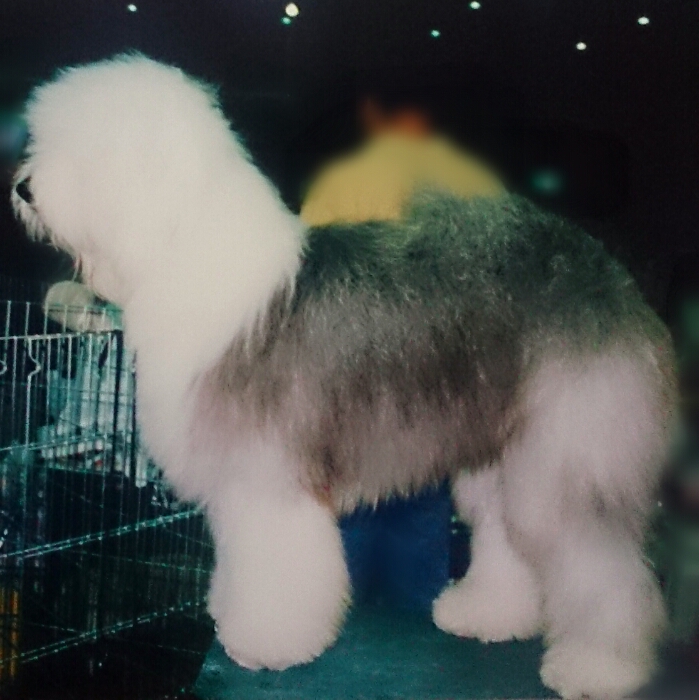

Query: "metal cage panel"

xmin=0 ymin=297 xmax=214 ymax=694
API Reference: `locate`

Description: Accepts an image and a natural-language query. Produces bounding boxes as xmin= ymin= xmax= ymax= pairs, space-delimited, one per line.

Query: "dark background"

xmin=1 ymin=0 xmax=698 ymax=309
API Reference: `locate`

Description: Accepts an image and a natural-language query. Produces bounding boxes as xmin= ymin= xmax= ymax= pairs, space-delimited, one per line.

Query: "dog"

xmin=12 ymin=54 xmax=676 ymax=699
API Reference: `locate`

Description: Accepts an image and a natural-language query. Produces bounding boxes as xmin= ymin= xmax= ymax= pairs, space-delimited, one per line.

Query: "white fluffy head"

xmin=12 ymin=53 xmax=303 ymax=313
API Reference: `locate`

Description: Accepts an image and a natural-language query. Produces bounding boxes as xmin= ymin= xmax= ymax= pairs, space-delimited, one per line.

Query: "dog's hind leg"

xmin=206 ymin=444 xmax=350 ymax=670
xmin=433 ymin=467 xmax=542 ymax=642
xmin=502 ymin=355 xmax=670 ymax=700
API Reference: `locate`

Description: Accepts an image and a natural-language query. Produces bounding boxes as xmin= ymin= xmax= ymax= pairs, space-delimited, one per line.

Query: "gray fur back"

xmin=201 ymin=192 xmax=671 ymax=512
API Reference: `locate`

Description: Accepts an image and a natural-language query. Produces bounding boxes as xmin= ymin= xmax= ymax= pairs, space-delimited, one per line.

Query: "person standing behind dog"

xmin=300 ymin=93 xmax=504 ymax=227
xmin=301 ymin=88 xmax=503 ymax=611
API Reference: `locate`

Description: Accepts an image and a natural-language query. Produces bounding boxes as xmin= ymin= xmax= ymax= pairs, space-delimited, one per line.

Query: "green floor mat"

xmin=194 ymin=604 xmax=552 ymax=699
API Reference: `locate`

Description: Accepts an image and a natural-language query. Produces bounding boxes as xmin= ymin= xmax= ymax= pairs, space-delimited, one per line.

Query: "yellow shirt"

xmin=300 ymin=133 xmax=504 ymax=226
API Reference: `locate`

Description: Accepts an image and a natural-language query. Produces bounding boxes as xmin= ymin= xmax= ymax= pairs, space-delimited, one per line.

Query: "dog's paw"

xmin=215 ymin=602 xmax=345 ymax=671
xmin=207 ymin=483 xmax=350 ymax=670
xmin=540 ymin=641 xmax=654 ymax=699
xmin=210 ymin=551 xmax=349 ymax=671
xmin=433 ymin=575 xmax=541 ymax=643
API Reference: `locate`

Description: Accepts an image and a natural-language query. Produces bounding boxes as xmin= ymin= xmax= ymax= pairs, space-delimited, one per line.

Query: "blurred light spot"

xmin=469 ymin=1 xmax=481 ymax=9
xmin=127 ymin=3 xmax=137 ymax=11
xmin=285 ymin=3 xmax=299 ymax=18
xmin=530 ymin=169 xmax=564 ymax=196
xmin=0 ymin=117 xmax=27 ymax=160
xmin=430 ymin=29 xmax=441 ymax=38
xmin=638 ymin=16 xmax=650 ymax=26
xmin=576 ymin=41 xmax=587 ymax=51
xmin=281 ymin=16 xmax=292 ymax=25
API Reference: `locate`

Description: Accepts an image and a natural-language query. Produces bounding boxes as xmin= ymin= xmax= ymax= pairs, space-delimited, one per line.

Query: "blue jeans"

xmin=339 ymin=482 xmax=453 ymax=612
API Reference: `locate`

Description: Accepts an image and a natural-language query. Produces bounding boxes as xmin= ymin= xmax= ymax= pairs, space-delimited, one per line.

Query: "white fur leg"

xmin=532 ymin=524 xmax=667 ymax=699
xmin=433 ymin=468 xmax=541 ymax=642
xmin=534 ymin=524 xmax=666 ymax=699
xmin=502 ymin=356 xmax=668 ymax=699
xmin=207 ymin=480 xmax=350 ymax=670
xmin=539 ymin=638 xmax=658 ymax=700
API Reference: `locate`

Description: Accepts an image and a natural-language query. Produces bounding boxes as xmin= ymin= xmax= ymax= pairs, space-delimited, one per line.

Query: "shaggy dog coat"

xmin=12 ymin=55 xmax=676 ymax=699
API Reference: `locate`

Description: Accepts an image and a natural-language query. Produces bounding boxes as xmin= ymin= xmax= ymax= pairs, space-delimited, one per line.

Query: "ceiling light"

xmin=127 ymin=3 xmax=137 ymax=11
xmin=469 ymin=1 xmax=481 ymax=9
xmin=285 ymin=3 xmax=299 ymax=18
xmin=281 ymin=16 xmax=292 ymax=25
xmin=576 ymin=41 xmax=587 ymax=51
xmin=638 ymin=16 xmax=650 ymax=26
xmin=430 ymin=29 xmax=441 ymax=38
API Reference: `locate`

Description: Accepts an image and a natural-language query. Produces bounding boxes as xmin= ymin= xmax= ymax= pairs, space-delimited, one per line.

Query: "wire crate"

xmin=0 ymin=293 xmax=215 ymax=699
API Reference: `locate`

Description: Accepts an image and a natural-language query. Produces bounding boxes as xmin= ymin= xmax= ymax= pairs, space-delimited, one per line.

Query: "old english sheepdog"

xmin=12 ymin=55 xmax=676 ymax=699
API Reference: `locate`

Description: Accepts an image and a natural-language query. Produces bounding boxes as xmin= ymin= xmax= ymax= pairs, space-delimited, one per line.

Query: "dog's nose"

xmin=15 ymin=179 xmax=33 ymax=205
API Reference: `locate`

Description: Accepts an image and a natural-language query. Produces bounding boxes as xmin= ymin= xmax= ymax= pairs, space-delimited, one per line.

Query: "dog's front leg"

xmin=206 ymin=474 xmax=350 ymax=670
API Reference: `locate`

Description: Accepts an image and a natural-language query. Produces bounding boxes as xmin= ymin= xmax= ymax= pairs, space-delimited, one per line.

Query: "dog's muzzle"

xmin=15 ymin=179 xmax=33 ymax=205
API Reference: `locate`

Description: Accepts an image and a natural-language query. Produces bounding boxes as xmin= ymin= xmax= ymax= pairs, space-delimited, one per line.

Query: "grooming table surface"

xmin=193 ymin=604 xmax=552 ymax=699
